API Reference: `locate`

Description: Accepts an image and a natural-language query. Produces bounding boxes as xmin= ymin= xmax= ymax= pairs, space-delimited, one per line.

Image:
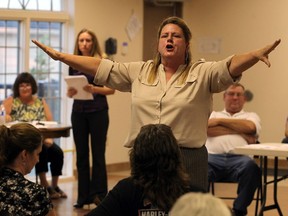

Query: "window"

xmin=0 ymin=0 xmax=61 ymax=11
xmin=0 ymin=0 xmax=74 ymax=179
xmin=0 ymin=21 xmax=63 ymax=120
xmin=0 ymin=1 xmax=68 ymax=110
xmin=0 ymin=20 xmax=20 ymax=100
xmin=30 ymin=21 xmax=63 ymax=120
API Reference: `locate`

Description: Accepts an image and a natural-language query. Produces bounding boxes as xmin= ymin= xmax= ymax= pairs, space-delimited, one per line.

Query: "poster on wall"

xmin=126 ymin=13 xmax=142 ymax=41
xmin=198 ymin=37 xmax=221 ymax=54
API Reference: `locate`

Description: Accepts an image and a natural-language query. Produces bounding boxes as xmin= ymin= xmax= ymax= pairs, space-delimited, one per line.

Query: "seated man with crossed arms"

xmin=205 ymin=83 xmax=261 ymax=216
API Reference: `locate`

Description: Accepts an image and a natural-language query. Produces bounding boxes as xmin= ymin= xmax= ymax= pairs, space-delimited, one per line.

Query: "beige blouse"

xmin=94 ymin=56 xmax=238 ymax=148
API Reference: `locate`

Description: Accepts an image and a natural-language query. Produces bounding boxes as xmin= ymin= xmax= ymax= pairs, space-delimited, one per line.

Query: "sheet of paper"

xmin=64 ymin=75 xmax=93 ymax=100
xmin=31 ymin=120 xmax=58 ymax=128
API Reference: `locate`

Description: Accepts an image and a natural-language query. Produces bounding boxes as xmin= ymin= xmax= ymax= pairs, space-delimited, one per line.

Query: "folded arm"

xmin=208 ymin=118 xmax=259 ymax=142
xmin=207 ymin=123 xmax=258 ymax=144
xmin=241 ymin=133 xmax=259 ymax=144
xmin=208 ymin=118 xmax=256 ymax=134
xmin=207 ymin=125 xmax=238 ymax=137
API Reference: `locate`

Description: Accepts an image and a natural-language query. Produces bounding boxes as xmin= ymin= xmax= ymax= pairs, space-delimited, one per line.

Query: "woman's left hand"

xmin=253 ymin=39 xmax=281 ymax=67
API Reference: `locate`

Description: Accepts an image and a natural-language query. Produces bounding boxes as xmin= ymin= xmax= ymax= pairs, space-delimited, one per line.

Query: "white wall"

xmin=74 ymin=0 xmax=143 ymax=164
xmin=184 ymin=0 xmax=288 ymax=143
xmin=72 ymin=0 xmax=288 ymax=166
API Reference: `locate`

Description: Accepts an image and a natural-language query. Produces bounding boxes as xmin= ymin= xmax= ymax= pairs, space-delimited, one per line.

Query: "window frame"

xmin=0 ymin=7 xmax=74 ymax=179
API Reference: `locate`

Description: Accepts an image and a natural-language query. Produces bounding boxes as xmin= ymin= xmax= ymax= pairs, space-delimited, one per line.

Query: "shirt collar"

xmin=222 ymin=109 xmax=245 ymax=117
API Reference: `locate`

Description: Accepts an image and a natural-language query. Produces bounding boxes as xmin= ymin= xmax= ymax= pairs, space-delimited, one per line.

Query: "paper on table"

xmin=64 ymin=75 xmax=93 ymax=100
xmin=31 ymin=120 xmax=58 ymax=127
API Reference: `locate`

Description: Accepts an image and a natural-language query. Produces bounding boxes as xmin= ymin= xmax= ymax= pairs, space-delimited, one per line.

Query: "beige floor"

xmin=53 ymin=171 xmax=129 ymax=216
xmin=53 ymin=171 xmax=288 ymax=216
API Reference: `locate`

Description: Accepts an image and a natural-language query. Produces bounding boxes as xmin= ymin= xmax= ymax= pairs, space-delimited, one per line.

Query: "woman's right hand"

xmin=67 ymin=87 xmax=77 ymax=98
xmin=32 ymin=40 xmax=62 ymax=61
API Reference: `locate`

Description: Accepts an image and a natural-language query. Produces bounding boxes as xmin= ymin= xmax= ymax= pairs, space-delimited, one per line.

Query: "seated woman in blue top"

xmin=85 ymin=124 xmax=204 ymax=216
xmin=0 ymin=123 xmax=55 ymax=216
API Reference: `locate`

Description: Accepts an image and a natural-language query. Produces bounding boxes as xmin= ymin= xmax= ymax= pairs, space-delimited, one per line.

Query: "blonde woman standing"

xmin=67 ymin=29 xmax=115 ymax=208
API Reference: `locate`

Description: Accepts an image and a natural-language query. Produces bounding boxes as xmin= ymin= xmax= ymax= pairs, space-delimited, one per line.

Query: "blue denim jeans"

xmin=208 ymin=154 xmax=261 ymax=214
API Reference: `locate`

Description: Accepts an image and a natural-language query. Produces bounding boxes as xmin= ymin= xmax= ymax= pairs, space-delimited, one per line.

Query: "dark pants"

xmin=208 ymin=154 xmax=261 ymax=215
xmin=35 ymin=143 xmax=64 ymax=176
xmin=72 ymin=110 xmax=109 ymax=204
xmin=282 ymin=137 xmax=288 ymax=143
xmin=180 ymin=145 xmax=208 ymax=192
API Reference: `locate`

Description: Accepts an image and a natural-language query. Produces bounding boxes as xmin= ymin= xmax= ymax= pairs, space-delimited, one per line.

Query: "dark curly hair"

xmin=130 ymin=124 xmax=191 ymax=212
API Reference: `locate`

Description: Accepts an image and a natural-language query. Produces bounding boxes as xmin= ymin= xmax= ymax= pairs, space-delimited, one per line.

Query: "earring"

xmin=185 ymin=51 xmax=189 ymax=64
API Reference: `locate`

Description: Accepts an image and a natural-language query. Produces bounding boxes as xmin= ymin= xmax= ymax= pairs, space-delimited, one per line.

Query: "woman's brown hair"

xmin=0 ymin=123 xmax=42 ymax=168
xmin=130 ymin=124 xmax=191 ymax=211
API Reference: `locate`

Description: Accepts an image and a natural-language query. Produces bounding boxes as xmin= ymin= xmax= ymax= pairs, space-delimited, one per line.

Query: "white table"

xmin=233 ymin=143 xmax=288 ymax=216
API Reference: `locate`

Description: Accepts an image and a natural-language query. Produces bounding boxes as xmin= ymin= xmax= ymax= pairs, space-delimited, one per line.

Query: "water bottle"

xmin=0 ymin=104 xmax=6 ymax=125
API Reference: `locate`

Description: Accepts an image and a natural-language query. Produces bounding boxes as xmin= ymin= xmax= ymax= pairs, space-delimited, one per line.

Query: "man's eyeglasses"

xmin=225 ymin=92 xmax=244 ymax=97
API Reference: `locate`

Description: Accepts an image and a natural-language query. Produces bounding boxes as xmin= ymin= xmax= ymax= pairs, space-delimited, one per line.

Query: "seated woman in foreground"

xmin=85 ymin=124 xmax=204 ymax=216
xmin=0 ymin=123 xmax=55 ymax=216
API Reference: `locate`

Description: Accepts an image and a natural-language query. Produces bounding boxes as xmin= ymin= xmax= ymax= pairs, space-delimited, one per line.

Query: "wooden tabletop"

xmin=4 ymin=121 xmax=72 ymax=139
xmin=38 ymin=124 xmax=72 ymax=138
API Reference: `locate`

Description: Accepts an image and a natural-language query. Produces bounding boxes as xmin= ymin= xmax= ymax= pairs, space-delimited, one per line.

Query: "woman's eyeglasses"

xmin=19 ymin=84 xmax=32 ymax=90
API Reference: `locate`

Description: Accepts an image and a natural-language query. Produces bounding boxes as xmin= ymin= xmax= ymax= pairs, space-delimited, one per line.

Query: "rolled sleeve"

xmin=94 ymin=59 xmax=114 ymax=85
xmin=206 ymin=55 xmax=241 ymax=93
xmin=222 ymin=55 xmax=241 ymax=83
